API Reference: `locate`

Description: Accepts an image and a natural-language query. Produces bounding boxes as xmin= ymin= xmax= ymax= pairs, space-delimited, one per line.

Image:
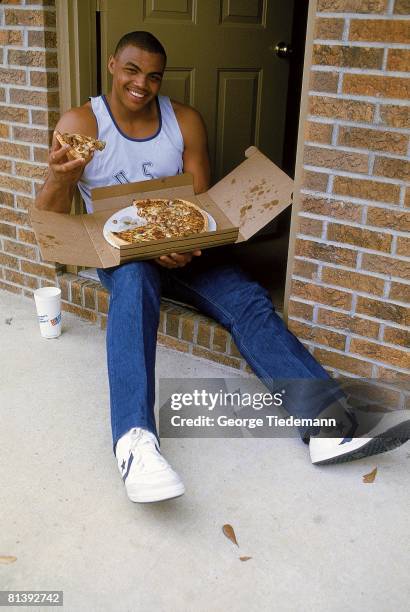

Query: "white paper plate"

xmin=103 ymin=204 xmax=216 ymax=249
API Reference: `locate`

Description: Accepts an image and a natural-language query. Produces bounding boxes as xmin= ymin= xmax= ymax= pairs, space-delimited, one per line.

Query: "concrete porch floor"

xmin=1 ymin=291 xmax=409 ymax=612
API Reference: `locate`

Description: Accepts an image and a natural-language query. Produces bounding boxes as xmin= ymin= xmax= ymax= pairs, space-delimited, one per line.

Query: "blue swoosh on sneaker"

xmin=339 ymin=437 xmax=353 ymax=445
xmin=122 ymin=453 xmax=134 ymax=482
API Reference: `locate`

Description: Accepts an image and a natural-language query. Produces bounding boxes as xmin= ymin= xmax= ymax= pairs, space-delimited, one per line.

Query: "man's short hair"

xmin=114 ymin=31 xmax=167 ymax=65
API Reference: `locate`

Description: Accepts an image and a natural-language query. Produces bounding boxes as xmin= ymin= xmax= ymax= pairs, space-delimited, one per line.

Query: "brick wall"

xmin=0 ymin=0 xmax=409 ymax=383
xmin=288 ymin=0 xmax=410 ymax=383
xmin=0 ymin=0 xmax=61 ymax=296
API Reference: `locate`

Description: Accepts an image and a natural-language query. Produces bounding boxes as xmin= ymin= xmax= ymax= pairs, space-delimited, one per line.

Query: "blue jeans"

xmin=97 ymin=254 xmax=343 ymax=455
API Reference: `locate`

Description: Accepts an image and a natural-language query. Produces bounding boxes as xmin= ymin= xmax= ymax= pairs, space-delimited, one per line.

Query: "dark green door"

xmin=100 ymin=0 xmax=295 ymax=181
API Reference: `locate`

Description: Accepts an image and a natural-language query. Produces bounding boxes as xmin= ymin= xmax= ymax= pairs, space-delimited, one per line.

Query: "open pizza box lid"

xmin=30 ymin=146 xmax=294 ymax=268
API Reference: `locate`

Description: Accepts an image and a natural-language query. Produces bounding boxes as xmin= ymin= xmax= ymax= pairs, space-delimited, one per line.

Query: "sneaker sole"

xmin=128 ymin=484 xmax=185 ymax=503
xmin=313 ymin=420 xmax=410 ymax=466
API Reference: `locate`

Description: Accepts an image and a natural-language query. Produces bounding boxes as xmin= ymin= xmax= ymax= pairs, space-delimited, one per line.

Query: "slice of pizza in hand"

xmin=55 ymin=130 xmax=106 ymax=162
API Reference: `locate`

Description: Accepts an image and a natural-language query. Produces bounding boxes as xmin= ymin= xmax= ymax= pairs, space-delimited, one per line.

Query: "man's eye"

xmin=150 ymin=76 xmax=161 ymax=82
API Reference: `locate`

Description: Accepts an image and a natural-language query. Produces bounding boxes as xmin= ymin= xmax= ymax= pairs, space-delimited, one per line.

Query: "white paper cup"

xmin=34 ymin=286 xmax=62 ymax=339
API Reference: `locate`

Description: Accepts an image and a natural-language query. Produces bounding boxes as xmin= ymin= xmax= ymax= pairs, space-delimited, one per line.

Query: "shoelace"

xmin=129 ymin=428 xmax=170 ymax=472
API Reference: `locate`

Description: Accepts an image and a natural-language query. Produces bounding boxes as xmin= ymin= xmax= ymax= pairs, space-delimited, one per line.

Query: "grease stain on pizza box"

xmin=30 ymin=146 xmax=293 ymax=268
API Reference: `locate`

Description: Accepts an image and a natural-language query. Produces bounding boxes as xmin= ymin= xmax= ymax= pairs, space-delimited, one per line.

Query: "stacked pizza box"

xmin=30 ymin=147 xmax=294 ymax=268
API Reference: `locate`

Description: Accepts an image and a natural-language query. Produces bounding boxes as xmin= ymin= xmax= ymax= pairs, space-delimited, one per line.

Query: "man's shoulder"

xmin=170 ymin=99 xmax=206 ymax=140
xmin=55 ymin=100 xmax=98 ymax=139
xmin=170 ymin=99 xmax=202 ymax=122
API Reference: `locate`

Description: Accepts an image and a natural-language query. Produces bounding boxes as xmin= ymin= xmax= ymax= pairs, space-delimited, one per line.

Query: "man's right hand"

xmin=48 ymin=131 xmax=89 ymax=187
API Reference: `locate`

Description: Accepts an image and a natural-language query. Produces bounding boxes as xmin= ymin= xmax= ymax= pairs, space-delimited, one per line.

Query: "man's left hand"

xmin=155 ymin=250 xmax=202 ymax=269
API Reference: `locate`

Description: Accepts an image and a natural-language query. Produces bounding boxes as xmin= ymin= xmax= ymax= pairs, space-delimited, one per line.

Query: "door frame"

xmin=55 ymin=0 xmax=318 ymax=321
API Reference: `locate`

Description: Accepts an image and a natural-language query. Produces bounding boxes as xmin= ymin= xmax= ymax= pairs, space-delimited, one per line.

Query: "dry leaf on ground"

xmin=363 ymin=467 xmax=378 ymax=483
xmin=222 ymin=524 xmax=239 ymax=546
xmin=239 ymin=556 xmax=252 ymax=562
xmin=0 ymin=555 xmax=17 ymax=564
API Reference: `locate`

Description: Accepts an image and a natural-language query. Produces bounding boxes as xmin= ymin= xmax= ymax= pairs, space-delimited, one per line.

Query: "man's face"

xmin=108 ymin=45 xmax=165 ymax=111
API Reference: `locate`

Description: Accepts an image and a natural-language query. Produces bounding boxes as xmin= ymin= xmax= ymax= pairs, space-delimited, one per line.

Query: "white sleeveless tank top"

xmin=78 ymin=95 xmax=184 ymax=213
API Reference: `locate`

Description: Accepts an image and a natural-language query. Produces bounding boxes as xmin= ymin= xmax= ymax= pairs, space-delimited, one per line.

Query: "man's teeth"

xmin=129 ymin=90 xmax=145 ymax=98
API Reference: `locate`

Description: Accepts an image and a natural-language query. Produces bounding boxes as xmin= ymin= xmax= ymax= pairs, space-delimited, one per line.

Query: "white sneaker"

xmin=310 ymin=410 xmax=410 ymax=465
xmin=115 ymin=427 xmax=185 ymax=502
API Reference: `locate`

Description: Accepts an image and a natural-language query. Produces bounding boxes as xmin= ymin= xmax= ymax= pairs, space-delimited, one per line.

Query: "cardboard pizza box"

xmin=30 ymin=146 xmax=294 ymax=268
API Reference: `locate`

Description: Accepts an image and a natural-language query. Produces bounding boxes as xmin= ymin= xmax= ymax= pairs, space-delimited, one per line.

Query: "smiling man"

xmin=35 ymin=31 xmax=409 ymax=504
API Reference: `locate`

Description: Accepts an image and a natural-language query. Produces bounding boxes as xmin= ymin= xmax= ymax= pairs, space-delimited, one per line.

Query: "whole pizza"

xmin=109 ymin=198 xmax=209 ymax=246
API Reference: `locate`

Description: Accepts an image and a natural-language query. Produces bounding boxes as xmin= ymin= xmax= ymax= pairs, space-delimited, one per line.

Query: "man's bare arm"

xmin=35 ymin=105 xmax=97 ymax=213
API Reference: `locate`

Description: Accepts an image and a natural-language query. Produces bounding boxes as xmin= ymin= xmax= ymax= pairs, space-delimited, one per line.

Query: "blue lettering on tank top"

xmin=142 ymin=162 xmax=154 ymax=180
xmin=113 ymin=170 xmax=130 ymax=184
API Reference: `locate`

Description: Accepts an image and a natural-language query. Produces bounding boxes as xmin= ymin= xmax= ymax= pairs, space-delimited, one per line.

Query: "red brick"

xmin=0 ymin=123 xmax=10 ymax=138
xmin=322 ymin=266 xmax=384 ymax=295
xmin=367 ymin=207 xmax=410 ymax=232
xmin=387 ymin=49 xmax=410 ymax=72
xmin=28 ymin=30 xmax=57 ymax=48
xmin=380 ymin=105 xmax=410 ymax=129
xmin=0 ymin=252 xmax=19 ymax=269
xmin=4 ymin=268 xmax=39 ymax=289
xmin=0 ymin=191 xmax=14 ymax=206
xmin=309 ymin=96 xmax=374 ymax=122
xmin=350 ymin=19 xmax=410 ymax=43
xmin=8 ymin=49 xmax=57 ymax=68
xmin=350 ymin=338 xmax=410 ymax=369
xmin=5 ymin=9 xmax=55 ymax=27
xmin=157 ymin=333 xmax=190 ymax=353
xmin=212 ymin=327 xmax=228 ymax=353
xmin=305 ymin=121 xmax=333 ymax=144
xmin=338 ymin=126 xmax=408 ymax=155
xmin=0 ymin=159 xmax=12 ymax=173
xmin=288 ymin=300 xmax=314 ymax=320
xmin=383 ymin=326 xmax=410 ymax=349
xmin=295 ymin=238 xmax=358 ymax=266
xmin=313 ymin=44 xmax=383 ymax=69
xmin=396 ymin=237 xmax=410 ymax=257
xmin=13 ymin=126 xmax=52 ymax=146
xmin=361 ymin=253 xmax=410 ymax=280
xmin=197 ymin=320 xmax=211 ymax=348
xmin=328 ymin=222 xmax=392 ymax=252
xmin=291 ymin=279 xmax=352 ymax=309
xmin=20 ymin=260 xmax=57 ymax=280
xmin=310 ymin=71 xmax=339 ymax=93
xmin=389 ymin=281 xmax=410 ymax=303
xmin=0 ymin=141 xmax=31 ymax=160
xmin=317 ymin=0 xmax=387 ymax=11
xmin=166 ymin=311 xmax=180 ymax=338
xmin=343 ymin=74 xmax=409 ymax=100
xmin=30 ymin=71 xmax=58 ymax=88
xmin=298 ymin=216 xmax=324 ymax=237
xmin=292 ymin=259 xmax=319 ymax=280
xmin=3 ymin=239 xmax=38 ymax=259
xmin=314 ymin=347 xmax=373 ymax=377
xmin=0 ymin=106 xmax=29 ymax=123
xmin=83 ymin=285 xmax=96 ymax=310
xmin=0 ymin=206 xmax=29 ymax=226
xmin=61 ymin=301 xmax=97 ymax=323
xmin=373 ymin=156 xmax=410 ymax=181
xmin=0 ymin=30 xmax=23 ymax=45
xmin=315 ymin=18 xmax=345 ymax=39
xmin=0 ymin=222 xmax=16 ymax=238
xmin=301 ymin=195 xmax=362 ymax=222
xmin=0 ymin=67 xmax=26 ymax=85
xmin=333 ymin=176 xmax=401 ymax=204
xmin=318 ymin=308 xmax=380 ymax=339
xmin=192 ymin=345 xmax=242 ymax=369
xmin=97 ymin=289 xmax=109 ymax=314
xmin=288 ymin=319 xmax=346 ymax=350
xmin=304 ymin=145 xmax=369 ymax=173
xmin=394 ymin=0 xmax=410 ymax=14
xmin=302 ymin=170 xmax=329 ymax=191
xmin=17 ymin=227 xmax=37 ymax=245
xmin=0 ymin=280 xmax=22 ymax=295
xmin=10 ymin=89 xmax=59 ymax=108
xmin=356 ymin=296 xmax=409 ymax=325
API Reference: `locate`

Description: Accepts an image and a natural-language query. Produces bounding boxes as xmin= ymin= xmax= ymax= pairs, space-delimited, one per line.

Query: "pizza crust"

xmin=55 ymin=131 xmax=106 ymax=162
